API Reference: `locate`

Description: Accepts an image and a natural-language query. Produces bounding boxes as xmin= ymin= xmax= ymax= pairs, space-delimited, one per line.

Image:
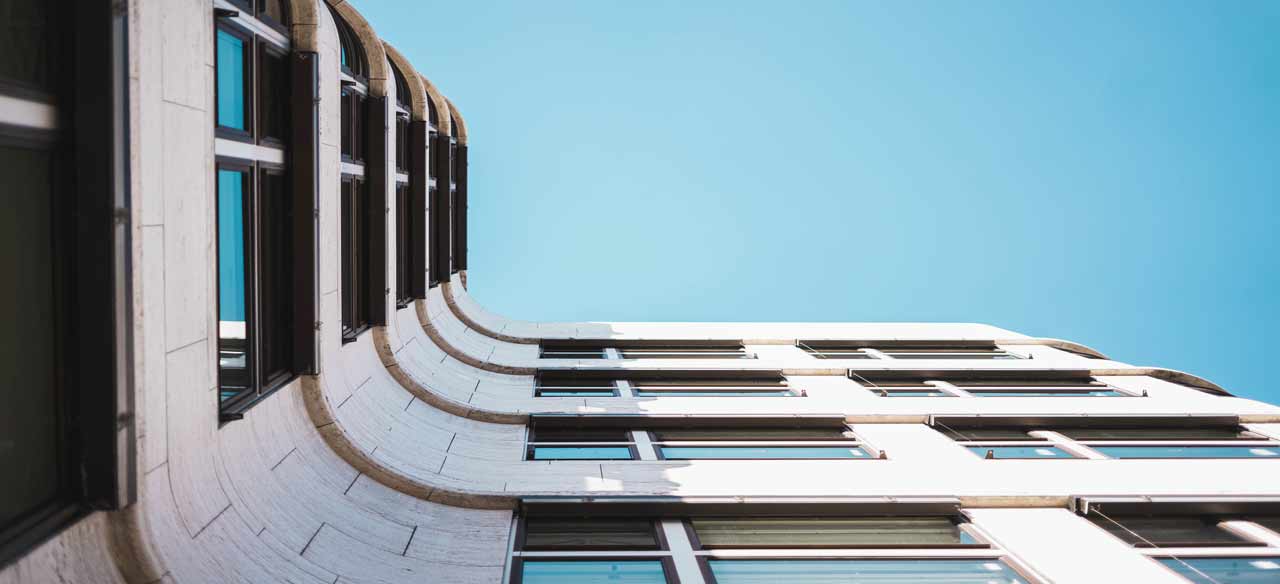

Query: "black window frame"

xmin=394 ymin=182 xmax=412 ymax=308
xmin=213 ymin=19 xmax=255 ymax=142
xmin=340 ymin=174 xmax=371 ymax=341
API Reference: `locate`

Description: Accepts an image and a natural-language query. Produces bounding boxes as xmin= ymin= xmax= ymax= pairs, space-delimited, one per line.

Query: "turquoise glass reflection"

xmin=709 ymin=559 xmax=1028 ymax=583
xmin=1160 ymin=557 xmax=1280 ymax=584
xmin=521 ymin=560 xmax=667 ymax=584
xmin=967 ymin=445 xmax=1075 ymax=459
xmin=216 ymin=29 xmax=246 ymax=130
xmin=659 ymin=446 xmax=869 ymax=459
xmin=1094 ymin=445 xmax=1280 ymax=459
xmin=531 ymin=446 xmax=633 ymax=460
xmin=217 ymin=170 xmax=247 ymax=323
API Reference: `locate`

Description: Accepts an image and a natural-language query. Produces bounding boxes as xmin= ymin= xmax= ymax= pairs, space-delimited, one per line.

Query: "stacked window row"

xmin=510 ymin=510 xmax=1029 ymax=584
xmin=537 ymin=341 xmax=1057 ymax=361
xmin=212 ymin=2 xmax=465 ymax=418
xmin=526 ymin=418 xmax=1280 ymax=461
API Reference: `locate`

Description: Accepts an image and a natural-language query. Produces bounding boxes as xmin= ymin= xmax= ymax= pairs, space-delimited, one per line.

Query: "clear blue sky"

xmin=359 ymin=1 xmax=1279 ymax=404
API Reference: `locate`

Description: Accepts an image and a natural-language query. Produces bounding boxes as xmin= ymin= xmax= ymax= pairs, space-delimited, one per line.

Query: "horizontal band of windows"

xmin=656 ymin=445 xmax=872 ymax=460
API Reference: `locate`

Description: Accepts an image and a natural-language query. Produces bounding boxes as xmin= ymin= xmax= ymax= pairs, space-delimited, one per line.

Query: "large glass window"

xmin=525 ymin=423 xmax=876 ymax=461
xmin=1089 ymin=516 xmax=1261 ymax=548
xmin=213 ymin=5 xmax=296 ymax=417
xmin=853 ymin=373 xmax=1138 ymax=398
xmin=707 ymin=559 xmax=1029 ymax=583
xmin=1160 ymin=557 xmax=1280 ymax=584
xmin=511 ymin=512 xmax=1027 ymax=584
xmin=936 ymin=419 xmax=1280 ymax=461
xmin=540 ymin=342 xmax=753 ymax=359
xmin=0 ymin=144 xmax=60 ymax=534
xmin=340 ymin=176 xmax=369 ymax=340
xmin=799 ymin=341 xmax=1022 ymax=360
xmin=216 ymin=27 xmax=250 ymax=134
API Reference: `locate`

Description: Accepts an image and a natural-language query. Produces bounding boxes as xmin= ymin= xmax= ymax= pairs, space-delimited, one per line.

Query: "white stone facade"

xmin=1 ymin=1 xmax=1279 ymax=583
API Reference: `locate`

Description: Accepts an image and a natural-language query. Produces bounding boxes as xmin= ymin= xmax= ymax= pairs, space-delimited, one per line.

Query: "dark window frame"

xmin=214 ymin=19 xmax=255 ymax=142
xmin=255 ymin=40 xmax=290 ymax=148
xmin=340 ymin=173 xmax=370 ymax=342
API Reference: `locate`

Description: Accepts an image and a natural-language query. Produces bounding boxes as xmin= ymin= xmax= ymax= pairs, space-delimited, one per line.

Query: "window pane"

xmin=530 ymin=446 xmax=633 ymax=460
xmin=1093 ymin=446 xmax=1280 ymax=459
xmin=1159 ymin=557 xmax=1280 ymax=583
xmin=530 ymin=428 xmax=631 ymax=443
xmin=1089 ymin=516 xmax=1255 ymax=547
xmin=1255 ymin=517 xmax=1280 ymax=535
xmin=537 ymin=389 xmax=617 ymax=397
xmin=968 ymin=390 xmax=1125 ymax=397
xmin=216 ymin=29 xmax=246 ymax=130
xmin=0 ymin=145 xmax=59 ymax=526
xmin=651 ymin=428 xmax=851 ymax=442
xmin=521 ymin=561 xmax=668 ymax=584
xmin=217 ymin=169 xmax=251 ymax=401
xmin=692 ymin=517 xmax=969 ymax=548
xmin=523 ymin=519 xmax=659 ymax=550
xmin=635 ymin=389 xmax=793 ymax=397
xmin=936 ymin=428 xmax=1037 ymax=442
xmin=708 ymin=559 xmax=1028 ymax=583
xmin=0 ymin=0 xmax=49 ymax=89
xmin=259 ymin=0 xmax=288 ymax=25
xmin=659 ymin=446 xmax=869 ymax=460
xmin=872 ymin=389 xmax=952 ymax=397
xmin=1061 ymin=427 xmax=1263 ymax=441
xmin=966 ymin=445 xmax=1075 ymax=459
xmin=258 ymin=47 xmax=288 ymax=142
xmin=257 ymin=171 xmax=292 ymax=385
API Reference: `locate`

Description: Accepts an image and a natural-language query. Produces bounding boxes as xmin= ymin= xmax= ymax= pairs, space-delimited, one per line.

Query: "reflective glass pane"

xmin=708 ymin=559 xmax=1028 ymax=583
xmin=1159 ymin=557 xmax=1280 ymax=584
xmin=531 ymin=446 xmax=633 ymax=460
xmin=521 ymin=560 xmax=668 ymax=584
xmin=967 ymin=445 xmax=1075 ymax=459
xmin=968 ymin=390 xmax=1125 ymax=397
xmin=530 ymin=428 xmax=631 ymax=443
xmin=0 ymin=0 xmax=49 ymax=89
xmin=0 ymin=145 xmax=59 ymax=526
xmin=215 ymin=29 xmax=246 ymax=130
xmin=537 ymin=390 xmax=617 ymax=397
xmin=217 ymin=169 xmax=250 ymax=401
xmin=659 ymin=446 xmax=869 ymax=460
xmin=652 ymin=428 xmax=851 ymax=442
xmin=937 ymin=428 xmax=1037 ymax=441
xmin=635 ymin=390 xmax=793 ymax=397
xmin=1061 ymin=427 xmax=1262 ymax=441
xmin=1089 ymin=516 xmax=1254 ymax=547
xmin=1093 ymin=445 xmax=1280 ymax=459
xmin=692 ymin=517 xmax=969 ymax=548
xmin=523 ymin=519 xmax=658 ymax=550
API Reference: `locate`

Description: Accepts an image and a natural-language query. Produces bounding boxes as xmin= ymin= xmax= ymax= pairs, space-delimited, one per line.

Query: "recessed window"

xmin=535 ymin=376 xmax=619 ymax=397
xmin=658 ymin=445 xmax=871 ymax=460
xmin=632 ymin=377 xmax=793 ymax=397
xmin=1159 ymin=557 xmax=1280 ymax=584
xmin=523 ymin=518 xmax=661 ymax=551
xmin=0 ymin=0 xmax=51 ymax=92
xmin=707 ymin=559 xmax=1029 ymax=583
xmin=853 ymin=373 xmax=1137 ymax=398
xmin=518 ymin=560 xmax=669 ymax=584
xmin=690 ymin=517 xmax=982 ymax=548
xmin=953 ymin=378 xmax=1127 ymax=397
xmin=1089 ymin=516 xmax=1262 ymax=548
xmin=513 ymin=518 xmax=671 ymax=584
xmin=1091 ymin=445 xmax=1280 ymax=459
xmin=799 ymin=341 xmax=1021 ymax=360
xmin=525 ymin=421 xmax=876 ymax=461
xmin=539 ymin=341 xmax=752 ymax=359
xmin=340 ymin=176 xmax=370 ymax=340
xmin=215 ymin=27 xmax=249 ymax=133
xmin=525 ymin=427 xmax=636 ymax=460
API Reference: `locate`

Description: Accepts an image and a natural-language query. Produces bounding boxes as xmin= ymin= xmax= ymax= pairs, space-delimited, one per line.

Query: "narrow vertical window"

xmin=0 ymin=145 xmax=60 ymax=531
xmin=395 ymin=184 xmax=410 ymax=306
xmin=215 ymin=28 xmax=249 ymax=133
xmin=340 ymin=177 xmax=368 ymax=340
xmin=257 ymin=169 xmax=293 ymax=386
xmin=0 ymin=0 xmax=51 ymax=91
xmin=217 ymin=167 xmax=252 ymax=404
xmin=257 ymin=44 xmax=289 ymax=144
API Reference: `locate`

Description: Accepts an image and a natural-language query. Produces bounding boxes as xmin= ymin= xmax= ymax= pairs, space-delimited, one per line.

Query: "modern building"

xmin=2 ymin=1 xmax=1280 ymax=583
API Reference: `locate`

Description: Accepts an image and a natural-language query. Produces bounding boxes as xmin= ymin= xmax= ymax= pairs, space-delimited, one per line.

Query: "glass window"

xmin=523 ymin=519 xmax=659 ymax=550
xmin=651 ymin=428 xmax=852 ymax=442
xmin=1255 ymin=517 xmax=1280 ymax=535
xmin=217 ymin=168 xmax=252 ymax=403
xmin=1088 ymin=516 xmax=1258 ymax=547
xmin=636 ymin=389 xmax=794 ymax=397
xmin=659 ymin=446 xmax=870 ymax=460
xmin=936 ymin=428 xmax=1037 ymax=442
xmin=519 ymin=560 xmax=668 ymax=584
xmin=0 ymin=0 xmax=50 ymax=90
xmin=394 ymin=184 xmax=410 ymax=306
xmin=873 ymin=389 xmax=953 ymax=397
xmin=256 ymin=170 xmax=292 ymax=387
xmin=966 ymin=445 xmax=1076 ymax=459
xmin=1159 ymin=557 xmax=1280 ymax=583
xmin=0 ymin=145 xmax=59 ymax=528
xmin=707 ymin=559 xmax=1028 ymax=583
xmin=340 ymin=177 xmax=368 ymax=339
xmin=691 ymin=517 xmax=976 ymax=548
xmin=1091 ymin=445 xmax=1280 ymax=459
xmin=535 ymin=377 xmax=618 ymax=397
xmin=1059 ymin=427 xmax=1265 ymax=441
xmin=530 ymin=446 xmax=634 ymax=461
xmin=216 ymin=28 xmax=248 ymax=131
xmin=529 ymin=428 xmax=631 ymax=443
xmin=968 ymin=390 xmax=1127 ymax=397
xmin=257 ymin=45 xmax=288 ymax=143
xmin=258 ymin=0 xmax=289 ymax=26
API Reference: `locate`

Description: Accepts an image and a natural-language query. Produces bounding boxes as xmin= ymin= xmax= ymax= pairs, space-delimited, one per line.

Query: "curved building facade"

xmin=2 ymin=1 xmax=1280 ymax=583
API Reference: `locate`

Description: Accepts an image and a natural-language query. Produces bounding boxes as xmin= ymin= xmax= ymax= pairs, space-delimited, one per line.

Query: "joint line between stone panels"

xmin=270 ymin=447 xmax=297 ymax=471
xmin=402 ymin=525 xmax=417 ymax=556
xmin=190 ymin=503 xmax=233 ymax=540
xmin=343 ymin=472 xmax=361 ymax=495
xmin=300 ymin=522 xmax=326 ymax=557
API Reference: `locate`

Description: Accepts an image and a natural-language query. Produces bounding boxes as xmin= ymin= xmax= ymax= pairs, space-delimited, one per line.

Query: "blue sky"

xmin=359 ymin=1 xmax=1279 ymax=404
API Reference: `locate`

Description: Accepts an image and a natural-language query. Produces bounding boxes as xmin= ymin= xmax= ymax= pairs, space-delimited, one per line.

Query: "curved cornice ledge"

xmin=416 ymin=298 xmax=537 ymax=375
xmin=299 ymin=375 xmax=518 ymax=510
xmin=372 ymin=326 xmax=526 ymax=424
